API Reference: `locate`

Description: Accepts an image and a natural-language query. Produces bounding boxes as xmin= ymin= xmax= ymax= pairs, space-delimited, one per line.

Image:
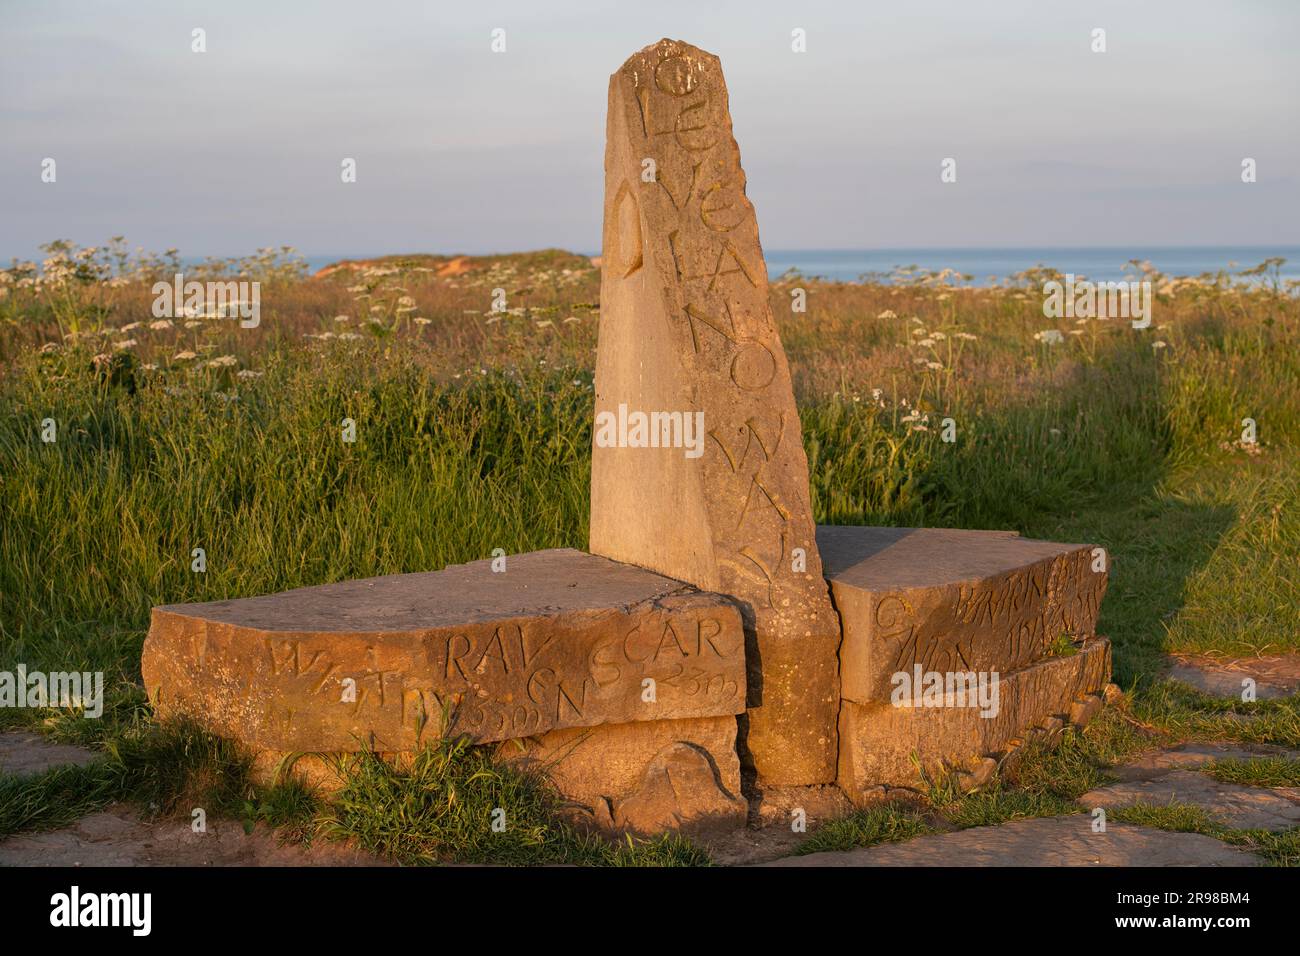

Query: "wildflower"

xmin=1152 ymin=340 xmax=1168 ymax=350
xmin=917 ymin=338 xmax=935 ymax=347
xmin=173 ymin=350 xmax=198 ymax=361
xmin=954 ymin=332 xmax=977 ymax=341
xmin=149 ymin=319 xmax=173 ymax=331
xmin=185 ymin=321 xmax=202 ymax=329
xmin=877 ymin=310 xmax=897 ymax=319
xmin=334 ymin=315 xmax=350 ymax=323
xmin=115 ymin=339 xmax=137 ymax=350
xmin=1034 ymin=330 xmax=1064 ymax=345
xmin=121 ymin=322 xmax=142 ymax=332
xmin=236 ymin=369 xmax=263 ymax=379
xmin=926 ymin=361 xmax=943 ymax=370
xmin=414 ymin=317 xmax=431 ymax=325
xmin=207 ymin=355 xmax=238 ymax=368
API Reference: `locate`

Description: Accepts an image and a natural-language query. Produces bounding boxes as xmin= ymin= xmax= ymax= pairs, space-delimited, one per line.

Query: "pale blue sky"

xmin=2 ymin=0 xmax=1297 ymax=261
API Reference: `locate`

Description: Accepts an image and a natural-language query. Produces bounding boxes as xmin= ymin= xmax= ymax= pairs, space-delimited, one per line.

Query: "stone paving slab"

xmin=0 ymin=731 xmax=99 ymax=776
xmin=1080 ymin=770 xmax=1300 ymax=832
xmin=1166 ymin=653 xmax=1300 ymax=700
xmin=760 ymin=815 xmax=1262 ymax=867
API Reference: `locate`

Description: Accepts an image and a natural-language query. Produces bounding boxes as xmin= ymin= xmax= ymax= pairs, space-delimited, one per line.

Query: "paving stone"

xmin=0 ymin=731 xmax=98 ymax=777
xmin=761 ymin=814 xmax=1262 ymax=867
xmin=1166 ymin=653 xmax=1300 ymax=700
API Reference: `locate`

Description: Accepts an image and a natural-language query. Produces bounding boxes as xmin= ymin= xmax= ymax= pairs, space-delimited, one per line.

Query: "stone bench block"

xmin=142 ymin=548 xmax=747 ymax=753
xmin=498 ymin=715 xmax=746 ymax=834
xmin=817 ymin=525 xmax=1108 ymax=705
xmin=837 ymin=637 xmax=1112 ymax=802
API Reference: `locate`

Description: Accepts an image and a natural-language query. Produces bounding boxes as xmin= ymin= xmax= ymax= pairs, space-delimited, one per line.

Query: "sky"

xmin=2 ymin=0 xmax=1297 ymax=262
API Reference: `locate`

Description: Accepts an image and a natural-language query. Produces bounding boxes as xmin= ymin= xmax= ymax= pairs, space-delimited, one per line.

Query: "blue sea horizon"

xmin=292 ymin=245 xmax=1300 ymax=287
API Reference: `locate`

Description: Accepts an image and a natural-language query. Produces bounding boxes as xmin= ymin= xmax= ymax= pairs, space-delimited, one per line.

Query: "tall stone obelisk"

xmin=589 ymin=39 xmax=841 ymax=785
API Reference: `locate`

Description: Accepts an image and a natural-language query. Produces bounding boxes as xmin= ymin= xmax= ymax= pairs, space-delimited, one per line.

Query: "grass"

xmin=1204 ymin=756 xmax=1300 ymax=789
xmin=801 ymin=709 xmax=1157 ymax=853
xmin=795 ymin=802 xmax=933 ymax=854
xmin=0 ymin=718 xmax=709 ymax=866
xmin=0 ymin=718 xmax=253 ymax=837
xmin=2 ymin=243 xmax=1298 ymax=863
xmin=796 ymin=713 xmax=1300 ymax=863
xmin=929 ymin=712 xmax=1151 ymax=830
xmin=319 ymin=737 xmax=708 ymax=865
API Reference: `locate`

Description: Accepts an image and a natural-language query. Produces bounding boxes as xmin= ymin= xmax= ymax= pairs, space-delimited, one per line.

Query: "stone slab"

xmin=1166 ymin=653 xmax=1300 ymax=700
xmin=818 ymin=526 xmax=1107 ymax=704
xmin=498 ymin=714 xmax=746 ymax=834
xmin=761 ymin=815 xmax=1261 ymax=867
xmin=142 ymin=548 xmax=746 ymax=752
xmin=1081 ymin=770 xmax=1300 ymax=832
xmin=0 ymin=731 xmax=99 ymax=777
xmin=837 ymin=638 xmax=1111 ymax=800
xmin=590 ymin=38 xmax=841 ymax=785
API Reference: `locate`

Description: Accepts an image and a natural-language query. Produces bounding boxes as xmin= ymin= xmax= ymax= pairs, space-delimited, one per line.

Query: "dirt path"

xmin=0 ymin=732 xmax=386 ymax=867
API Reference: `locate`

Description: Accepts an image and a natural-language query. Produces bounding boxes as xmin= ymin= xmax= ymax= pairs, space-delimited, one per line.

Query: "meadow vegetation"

xmin=1 ymin=240 xmax=1296 ymax=863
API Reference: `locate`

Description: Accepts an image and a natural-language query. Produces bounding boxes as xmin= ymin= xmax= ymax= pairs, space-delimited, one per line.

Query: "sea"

xmin=298 ymin=246 xmax=1300 ymax=287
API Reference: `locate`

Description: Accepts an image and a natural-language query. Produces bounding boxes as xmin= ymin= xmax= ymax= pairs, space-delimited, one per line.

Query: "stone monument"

xmin=589 ymin=39 xmax=841 ymax=786
xmin=141 ymin=38 xmax=1114 ymax=838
